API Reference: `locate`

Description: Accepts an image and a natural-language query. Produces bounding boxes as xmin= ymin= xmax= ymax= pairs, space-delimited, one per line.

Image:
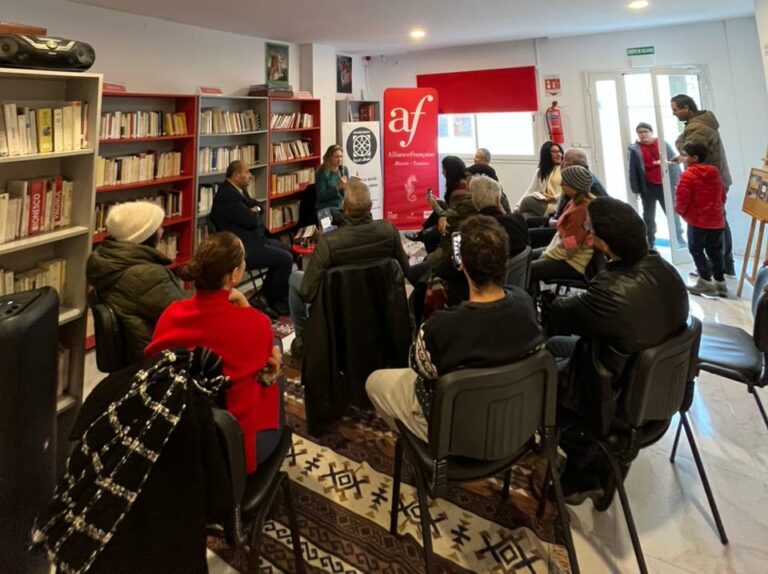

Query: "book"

xmin=2 ymin=103 xmax=19 ymax=156
xmin=36 ymin=108 xmax=53 ymax=153
xmin=0 ymin=112 xmax=7 ymax=157
xmin=27 ymin=178 xmax=46 ymax=235
xmin=53 ymin=108 xmax=64 ymax=152
xmin=28 ymin=108 xmax=38 ymax=154
xmin=71 ymin=101 xmax=82 ymax=150
xmin=61 ymin=105 xmax=73 ymax=152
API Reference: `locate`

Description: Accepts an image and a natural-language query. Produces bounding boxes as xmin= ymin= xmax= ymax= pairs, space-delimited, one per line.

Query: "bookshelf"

xmin=98 ymin=92 xmax=197 ymax=268
xmin=0 ymin=67 xmax=102 ymax=474
xmin=335 ymin=99 xmax=379 ymax=142
xmin=267 ymin=97 xmax=321 ymax=235
xmin=195 ymin=95 xmax=269 ymax=246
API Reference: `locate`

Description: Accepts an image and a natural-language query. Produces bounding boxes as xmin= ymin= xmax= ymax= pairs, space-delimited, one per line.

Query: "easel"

xmin=737 ymin=161 xmax=768 ymax=297
xmin=737 ymin=217 xmax=767 ymax=297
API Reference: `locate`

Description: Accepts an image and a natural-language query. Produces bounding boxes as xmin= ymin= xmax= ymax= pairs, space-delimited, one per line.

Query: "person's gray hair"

xmin=469 ymin=174 xmax=501 ymax=210
xmin=563 ymin=147 xmax=589 ymax=168
xmin=476 ymin=148 xmax=491 ymax=163
xmin=343 ymin=180 xmax=372 ymax=213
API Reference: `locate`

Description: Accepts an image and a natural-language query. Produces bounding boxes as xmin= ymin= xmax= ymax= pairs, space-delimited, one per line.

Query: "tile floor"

xmin=79 ymin=267 xmax=768 ymax=574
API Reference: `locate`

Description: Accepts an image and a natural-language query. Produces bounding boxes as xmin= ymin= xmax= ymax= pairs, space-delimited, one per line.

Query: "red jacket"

xmin=674 ymin=163 xmax=725 ymax=229
xmin=146 ymin=289 xmax=276 ymax=473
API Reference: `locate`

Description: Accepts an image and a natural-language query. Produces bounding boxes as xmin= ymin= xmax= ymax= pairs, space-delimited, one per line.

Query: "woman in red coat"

xmin=146 ymin=231 xmax=281 ymax=473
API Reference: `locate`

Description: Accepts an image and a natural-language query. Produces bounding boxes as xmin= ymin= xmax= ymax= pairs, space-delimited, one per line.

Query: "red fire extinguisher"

xmin=546 ymin=101 xmax=564 ymax=144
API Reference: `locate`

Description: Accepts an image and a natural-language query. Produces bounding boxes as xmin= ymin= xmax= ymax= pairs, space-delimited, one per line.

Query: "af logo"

xmin=346 ymin=127 xmax=377 ymax=165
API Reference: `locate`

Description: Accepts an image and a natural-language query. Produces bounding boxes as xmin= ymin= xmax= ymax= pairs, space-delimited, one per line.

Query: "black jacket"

xmin=549 ymin=253 xmax=689 ymax=435
xmin=210 ymin=180 xmax=266 ymax=259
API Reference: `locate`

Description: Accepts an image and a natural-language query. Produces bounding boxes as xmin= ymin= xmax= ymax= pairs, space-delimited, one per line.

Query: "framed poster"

xmin=742 ymin=167 xmax=768 ymax=221
xmin=266 ymin=43 xmax=289 ymax=86
xmin=337 ymin=55 xmax=352 ymax=94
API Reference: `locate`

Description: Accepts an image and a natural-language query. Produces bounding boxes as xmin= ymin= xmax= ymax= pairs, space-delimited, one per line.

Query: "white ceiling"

xmin=69 ymin=0 xmax=754 ymax=55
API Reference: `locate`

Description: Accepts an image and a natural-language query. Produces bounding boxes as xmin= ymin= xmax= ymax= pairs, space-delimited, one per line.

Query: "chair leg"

xmin=680 ymin=414 xmax=729 ymax=545
xmin=246 ymin=511 xmax=267 ymax=573
xmin=669 ymin=416 xmax=683 ymax=463
xmin=390 ymin=438 xmax=403 ymax=536
xmin=413 ymin=472 xmax=435 ymax=574
xmin=502 ymin=468 xmax=511 ymax=500
xmin=749 ymin=385 xmax=768 ymax=429
xmin=281 ymin=475 xmax=307 ymax=573
xmin=546 ymin=452 xmax=580 ymax=574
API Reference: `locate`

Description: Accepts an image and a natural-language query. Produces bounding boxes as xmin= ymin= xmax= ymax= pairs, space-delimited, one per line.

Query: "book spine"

xmin=28 ymin=179 xmax=45 ymax=235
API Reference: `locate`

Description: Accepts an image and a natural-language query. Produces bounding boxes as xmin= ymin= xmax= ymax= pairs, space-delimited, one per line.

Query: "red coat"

xmin=674 ymin=163 xmax=726 ymax=229
xmin=146 ymin=289 xmax=276 ymax=473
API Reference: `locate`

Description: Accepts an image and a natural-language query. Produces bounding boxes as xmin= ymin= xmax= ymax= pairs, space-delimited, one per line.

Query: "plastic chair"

xmin=505 ymin=245 xmax=532 ymax=290
xmin=88 ymin=290 xmax=128 ymax=373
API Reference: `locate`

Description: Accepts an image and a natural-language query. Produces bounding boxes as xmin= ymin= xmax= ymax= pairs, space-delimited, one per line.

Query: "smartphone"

xmin=427 ymin=188 xmax=434 ymax=199
xmin=317 ymin=208 xmax=336 ymax=234
xmin=451 ymin=232 xmax=462 ymax=268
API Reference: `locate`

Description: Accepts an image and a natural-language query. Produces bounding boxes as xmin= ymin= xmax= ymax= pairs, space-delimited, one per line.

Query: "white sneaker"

xmin=714 ymin=280 xmax=728 ymax=298
xmin=688 ymin=270 xmax=699 ymax=279
xmin=687 ymin=277 xmax=716 ymax=296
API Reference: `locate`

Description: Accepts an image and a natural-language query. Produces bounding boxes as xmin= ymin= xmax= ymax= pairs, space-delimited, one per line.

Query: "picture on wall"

xmin=266 ymin=43 xmax=289 ymax=86
xmin=742 ymin=167 xmax=768 ymax=222
xmin=337 ymin=55 xmax=352 ymax=94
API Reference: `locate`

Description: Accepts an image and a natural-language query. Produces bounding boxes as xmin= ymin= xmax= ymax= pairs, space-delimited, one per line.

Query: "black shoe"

xmin=272 ymin=299 xmax=290 ymax=316
xmin=404 ymin=231 xmax=423 ymax=242
xmin=290 ymin=336 xmax=304 ymax=360
xmin=249 ymin=294 xmax=279 ymax=320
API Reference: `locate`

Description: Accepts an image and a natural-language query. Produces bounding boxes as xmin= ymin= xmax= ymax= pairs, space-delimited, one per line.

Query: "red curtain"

xmin=416 ymin=66 xmax=538 ymax=113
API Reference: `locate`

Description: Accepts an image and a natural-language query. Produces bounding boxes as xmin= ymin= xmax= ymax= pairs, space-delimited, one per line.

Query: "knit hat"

xmin=561 ymin=165 xmax=594 ymax=194
xmin=106 ymin=201 xmax=165 ymax=244
xmin=636 ymin=122 xmax=654 ymax=132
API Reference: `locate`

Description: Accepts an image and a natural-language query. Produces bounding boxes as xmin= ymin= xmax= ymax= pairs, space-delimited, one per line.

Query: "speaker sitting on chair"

xmin=0 ymin=34 xmax=95 ymax=71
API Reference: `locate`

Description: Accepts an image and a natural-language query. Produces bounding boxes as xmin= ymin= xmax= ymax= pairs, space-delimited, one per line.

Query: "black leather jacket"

xmin=549 ymin=252 xmax=689 ymax=434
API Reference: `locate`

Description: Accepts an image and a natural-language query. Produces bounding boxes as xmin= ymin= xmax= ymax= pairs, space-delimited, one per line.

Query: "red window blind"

xmin=416 ymin=66 xmax=538 ymax=114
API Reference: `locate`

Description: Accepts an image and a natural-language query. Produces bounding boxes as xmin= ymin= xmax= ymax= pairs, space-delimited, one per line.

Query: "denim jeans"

xmin=688 ymin=226 xmax=725 ymax=282
xmin=288 ymin=270 xmax=309 ymax=339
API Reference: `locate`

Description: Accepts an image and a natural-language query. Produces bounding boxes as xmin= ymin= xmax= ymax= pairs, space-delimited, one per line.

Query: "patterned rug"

xmin=208 ymin=373 xmax=572 ymax=574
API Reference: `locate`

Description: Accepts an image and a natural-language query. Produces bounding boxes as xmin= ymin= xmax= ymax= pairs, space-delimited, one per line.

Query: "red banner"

xmin=383 ymin=88 xmax=439 ymax=229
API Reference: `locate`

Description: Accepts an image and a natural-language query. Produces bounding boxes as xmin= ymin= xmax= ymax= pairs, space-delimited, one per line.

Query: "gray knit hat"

xmin=561 ymin=165 xmax=593 ymax=194
xmin=106 ymin=201 xmax=165 ymax=244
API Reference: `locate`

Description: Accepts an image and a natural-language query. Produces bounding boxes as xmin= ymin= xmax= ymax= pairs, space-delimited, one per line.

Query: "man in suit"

xmin=210 ymin=160 xmax=293 ymax=314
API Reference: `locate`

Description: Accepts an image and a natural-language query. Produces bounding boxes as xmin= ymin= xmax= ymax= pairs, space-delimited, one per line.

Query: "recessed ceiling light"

xmin=628 ymin=0 xmax=649 ymax=9
xmin=410 ymin=29 xmax=426 ymax=40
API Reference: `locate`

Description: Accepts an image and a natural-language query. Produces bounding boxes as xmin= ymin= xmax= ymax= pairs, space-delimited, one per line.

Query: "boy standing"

xmin=674 ymin=142 xmax=727 ymax=297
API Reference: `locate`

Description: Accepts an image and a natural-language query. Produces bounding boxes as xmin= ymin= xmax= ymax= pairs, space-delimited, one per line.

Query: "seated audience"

xmin=315 ymin=144 xmax=349 ymax=213
xmin=470 ymin=175 xmax=529 ymax=257
xmin=470 ymin=147 xmax=499 ymax=181
xmin=210 ymin=160 xmax=293 ymax=315
xmin=517 ymin=141 xmax=564 ymax=218
xmin=288 ymin=181 xmax=409 ymax=358
xmin=86 ymin=201 xmax=185 ymax=363
xmin=466 ymin=162 xmax=512 ymax=213
xmin=146 ymin=232 xmax=282 ymax=474
xmin=547 ymin=197 xmax=689 ymax=506
xmin=529 ymin=165 xmax=595 ymax=288
xmin=366 ymin=215 xmax=545 ymax=442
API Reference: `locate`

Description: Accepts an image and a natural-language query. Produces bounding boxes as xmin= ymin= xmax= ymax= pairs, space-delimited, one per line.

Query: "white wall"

xmin=755 ymin=0 xmax=768 ymax=92
xmin=366 ymin=17 xmax=768 ymax=256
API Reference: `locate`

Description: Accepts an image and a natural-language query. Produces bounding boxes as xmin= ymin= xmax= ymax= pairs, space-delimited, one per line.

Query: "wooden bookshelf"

xmin=336 ymin=99 xmax=380 ymax=142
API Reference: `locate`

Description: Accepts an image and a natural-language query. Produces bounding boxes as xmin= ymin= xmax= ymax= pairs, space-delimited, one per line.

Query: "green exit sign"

xmin=627 ymin=46 xmax=655 ymax=56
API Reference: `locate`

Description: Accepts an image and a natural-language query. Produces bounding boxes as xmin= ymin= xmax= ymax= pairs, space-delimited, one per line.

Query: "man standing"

xmin=670 ymin=94 xmax=735 ymax=275
xmin=627 ymin=122 xmax=684 ymax=248
xmin=288 ymin=181 xmax=409 ymax=357
xmin=210 ymin=160 xmax=293 ymax=314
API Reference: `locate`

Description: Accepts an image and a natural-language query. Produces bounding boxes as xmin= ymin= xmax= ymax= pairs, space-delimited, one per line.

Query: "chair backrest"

xmin=88 ymin=290 xmax=128 ymax=373
xmin=210 ymin=407 xmax=247 ymax=545
xmin=617 ymin=317 xmax=702 ymax=428
xmin=429 ymin=349 xmax=558 ymax=461
xmin=297 ymin=183 xmax=318 ymax=228
xmin=505 ymin=245 xmax=532 ymax=290
xmin=750 ymin=266 xmax=768 ymax=355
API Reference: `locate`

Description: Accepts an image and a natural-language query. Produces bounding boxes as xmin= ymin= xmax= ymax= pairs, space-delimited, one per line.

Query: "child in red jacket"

xmin=675 ymin=142 xmax=727 ymax=297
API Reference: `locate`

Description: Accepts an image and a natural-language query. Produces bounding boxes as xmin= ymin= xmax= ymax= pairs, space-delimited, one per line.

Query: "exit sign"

xmin=627 ymin=46 xmax=655 ymax=57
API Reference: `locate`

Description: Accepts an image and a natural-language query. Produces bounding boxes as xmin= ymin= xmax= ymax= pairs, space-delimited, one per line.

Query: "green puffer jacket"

xmin=87 ymin=240 xmax=186 ymax=362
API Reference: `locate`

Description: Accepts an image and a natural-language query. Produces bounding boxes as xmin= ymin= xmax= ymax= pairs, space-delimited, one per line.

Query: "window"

xmin=438 ymin=112 xmax=536 ymax=157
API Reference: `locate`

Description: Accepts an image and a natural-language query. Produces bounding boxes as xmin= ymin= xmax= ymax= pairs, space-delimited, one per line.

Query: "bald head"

xmin=562 ymin=148 xmax=589 ymax=169
xmin=342 ymin=181 xmax=372 ymax=215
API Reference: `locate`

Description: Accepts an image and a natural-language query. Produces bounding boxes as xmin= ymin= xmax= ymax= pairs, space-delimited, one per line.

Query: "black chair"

xmin=210 ymin=409 xmax=305 ymax=574
xmin=693 ymin=265 xmax=768 ymax=429
xmin=575 ymin=318 xmax=723 ymax=574
xmin=505 ymin=245 xmax=532 ymax=290
xmin=389 ymin=350 xmax=580 ymax=574
xmin=296 ymin=183 xmax=318 ymax=229
xmin=88 ymin=290 xmax=128 ymax=373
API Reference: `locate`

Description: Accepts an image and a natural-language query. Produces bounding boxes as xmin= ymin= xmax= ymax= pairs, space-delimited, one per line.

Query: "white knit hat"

xmin=106 ymin=201 xmax=165 ymax=244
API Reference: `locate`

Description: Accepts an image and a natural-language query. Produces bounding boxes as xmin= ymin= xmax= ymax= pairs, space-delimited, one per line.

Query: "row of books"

xmin=248 ymin=84 xmax=294 ymax=97
xmin=271 ymin=140 xmax=312 ymax=162
xmin=269 ymin=112 xmax=314 ymax=130
xmin=200 ymin=108 xmax=260 ymax=135
xmin=100 ymin=110 xmax=188 ymax=140
xmin=96 ymin=151 xmax=183 ymax=187
xmin=199 ymin=145 xmax=257 ymax=174
xmin=0 ymin=177 xmax=74 ymax=244
xmin=57 ymin=345 xmax=71 ymax=398
xmin=267 ymin=201 xmax=299 ymax=229
xmin=0 ymin=258 xmax=67 ymax=299
xmin=93 ymin=190 xmax=183 ymax=236
xmin=270 ymin=167 xmax=315 ymax=195
xmin=198 ymin=185 xmax=215 ymax=214
xmin=0 ymin=101 xmax=88 ymax=157
xmin=157 ymin=233 xmax=179 ymax=261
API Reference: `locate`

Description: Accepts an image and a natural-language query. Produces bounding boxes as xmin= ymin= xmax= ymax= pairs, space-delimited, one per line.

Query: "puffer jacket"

xmin=87 ymin=240 xmax=186 ymax=362
xmin=675 ymin=110 xmax=732 ymax=188
xmin=675 ymin=163 xmax=726 ymax=229
xmin=549 ymin=253 xmax=689 ymax=435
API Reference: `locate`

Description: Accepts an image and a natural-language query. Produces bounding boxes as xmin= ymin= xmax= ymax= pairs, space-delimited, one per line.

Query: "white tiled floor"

xmin=80 ymin=267 xmax=768 ymax=574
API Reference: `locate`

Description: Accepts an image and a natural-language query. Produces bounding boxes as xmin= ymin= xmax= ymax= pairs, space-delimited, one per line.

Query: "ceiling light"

xmin=410 ymin=29 xmax=426 ymax=40
xmin=628 ymin=0 xmax=649 ymax=9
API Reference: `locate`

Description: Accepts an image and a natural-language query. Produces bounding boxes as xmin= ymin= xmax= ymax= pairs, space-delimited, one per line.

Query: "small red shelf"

xmin=96 ymin=175 xmax=193 ymax=193
xmin=271 ymin=127 xmax=320 ymax=133
xmin=291 ymin=243 xmax=316 ymax=257
xmin=99 ymin=134 xmax=195 ymax=144
xmin=268 ymin=221 xmax=298 ymax=234
xmin=269 ymin=155 xmax=321 ymax=167
xmin=269 ymin=182 xmax=311 ymax=200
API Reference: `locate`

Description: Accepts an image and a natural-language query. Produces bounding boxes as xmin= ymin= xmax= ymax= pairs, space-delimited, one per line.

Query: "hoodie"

xmin=674 ymin=163 xmax=726 ymax=229
xmin=675 ymin=110 xmax=732 ymax=188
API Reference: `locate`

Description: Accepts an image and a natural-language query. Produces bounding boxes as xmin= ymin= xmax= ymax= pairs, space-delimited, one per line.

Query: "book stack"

xmin=198 ymin=184 xmax=216 ymax=214
xmin=96 ymin=151 xmax=183 ymax=187
xmin=100 ymin=110 xmax=188 ymax=140
xmin=57 ymin=344 xmax=71 ymax=397
xmin=271 ymin=140 xmax=312 ymax=162
xmin=196 ymin=221 xmax=210 ymax=247
xmin=268 ymin=201 xmax=299 ymax=229
xmin=0 ymin=257 xmax=67 ymax=298
xmin=198 ymin=144 xmax=257 ymax=174
xmin=248 ymin=84 xmax=295 ymax=98
xmin=0 ymin=101 xmax=89 ymax=156
xmin=0 ymin=177 xmax=74 ymax=244
xmin=157 ymin=232 xmax=179 ymax=261
xmin=93 ymin=191 xmax=183 ymax=236
xmin=155 ymin=189 xmax=183 ymax=218
xmin=270 ymin=167 xmax=315 ymax=195
xmin=269 ymin=112 xmax=314 ymax=129
xmin=200 ymin=108 xmax=260 ymax=135
xmin=358 ymin=103 xmax=376 ymax=122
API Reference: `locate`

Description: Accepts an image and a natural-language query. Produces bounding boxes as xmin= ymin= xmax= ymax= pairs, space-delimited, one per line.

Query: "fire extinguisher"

xmin=546 ymin=101 xmax=564 ymax=144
